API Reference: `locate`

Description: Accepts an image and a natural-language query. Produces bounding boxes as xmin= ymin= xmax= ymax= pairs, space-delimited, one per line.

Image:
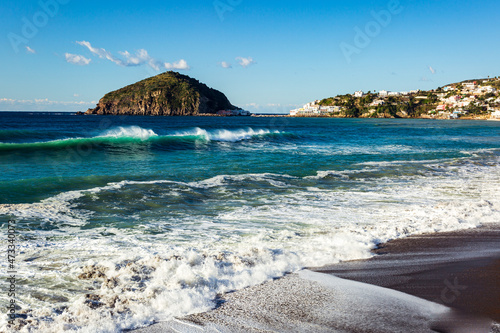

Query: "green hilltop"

xmin=85 ymin=71 xmax=238 ymax=116
xmin=295 ymin=76 xmax=500 ymax=119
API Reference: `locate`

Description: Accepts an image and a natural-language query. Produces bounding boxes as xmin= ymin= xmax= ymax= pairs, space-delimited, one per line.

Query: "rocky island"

xmin=83 ymin=71 xmax=239 ymax=116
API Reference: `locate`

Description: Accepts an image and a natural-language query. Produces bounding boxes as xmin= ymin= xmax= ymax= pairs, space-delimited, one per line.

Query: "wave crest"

xmin=0 ymin=126 xmax=283 ymax=153
xmin=172 ymin=127 xmax=280 ymax=142
xmin=100 ymin=126 xmax=158 ymax=141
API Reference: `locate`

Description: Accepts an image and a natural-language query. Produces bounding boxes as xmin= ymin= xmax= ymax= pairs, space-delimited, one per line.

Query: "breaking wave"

xmin=0 ymin=126 xmax=285 ymax=153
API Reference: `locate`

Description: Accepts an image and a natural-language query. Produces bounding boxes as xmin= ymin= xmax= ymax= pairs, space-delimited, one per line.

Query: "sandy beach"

xmin=314 ymin=223 xmax=500 ymax=323
xmin=133 ymin=224 xmax=500 ymax=333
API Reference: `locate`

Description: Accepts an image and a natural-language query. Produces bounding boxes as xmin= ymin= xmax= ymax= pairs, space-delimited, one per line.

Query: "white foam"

xmin=190 ymin=173 xmax=296 ymax=188
xmin=100 ymin=126 xmax=158 ymax=141
xmin=171 ymin=127 xmax=279 ymax=142
xmin=305 ymin=170 xmax=352 ymax=180
xmin=1 ymin=160 xmax=499 ymax=332
xmin=283 ymin=143 xmax=425 ymax=157
xmin=356 ymin=159 xmax=448 ymax=166
xmin=0 ymin=181 xmax=140 ymax=225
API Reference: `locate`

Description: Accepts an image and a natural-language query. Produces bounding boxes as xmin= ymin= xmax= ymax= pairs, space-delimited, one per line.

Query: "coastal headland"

xmin=290 ymin=77 xmax=500 ymax=120
xmin=79 ymin=72 xmax=500 ymax=120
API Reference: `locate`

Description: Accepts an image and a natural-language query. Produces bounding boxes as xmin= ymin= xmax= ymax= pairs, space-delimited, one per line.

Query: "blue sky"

xmin=1 ymin=0 xmax=499 ymax=113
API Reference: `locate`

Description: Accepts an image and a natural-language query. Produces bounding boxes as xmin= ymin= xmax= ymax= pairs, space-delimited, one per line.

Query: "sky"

xmin=1 ymin=0 xmax=499 ymax=113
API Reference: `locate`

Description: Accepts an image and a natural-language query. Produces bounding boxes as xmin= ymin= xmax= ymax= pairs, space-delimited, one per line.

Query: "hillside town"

xmin=290 ymin=77 xmax=500 ymax=120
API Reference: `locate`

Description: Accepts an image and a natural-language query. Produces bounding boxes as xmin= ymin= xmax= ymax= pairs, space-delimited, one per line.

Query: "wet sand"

xmin=133 ymin=224 xmax=500 ymax=332
xmin=313 ymin=224 xmax=500 ymax=322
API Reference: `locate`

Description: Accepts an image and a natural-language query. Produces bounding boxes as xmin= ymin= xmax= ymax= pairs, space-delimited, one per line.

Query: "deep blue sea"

xmin=1 ymin=112 xmax=499 ymax=332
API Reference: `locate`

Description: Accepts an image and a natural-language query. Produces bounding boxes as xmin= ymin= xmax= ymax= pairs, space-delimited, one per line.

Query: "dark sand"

xmin=312 ymin=224 xmax=500 ymax=323
xmin=134 ymin=224 xmax=500 ymax=332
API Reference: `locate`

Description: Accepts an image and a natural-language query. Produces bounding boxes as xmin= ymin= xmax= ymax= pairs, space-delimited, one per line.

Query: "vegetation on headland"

xmin=83 ymin=71 xmax=238 ymax=116
xmin=318 ymin=93 xmax=433 ymax=118
xmin=293 ymin=77 xmax=500 ymax=119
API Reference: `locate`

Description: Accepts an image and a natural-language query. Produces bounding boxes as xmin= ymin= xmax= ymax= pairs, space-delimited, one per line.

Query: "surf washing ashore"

xmin=1 ymin=112 xmax=499 ymax=332
xmin=135 ymin=225 xmax=500 ymax=332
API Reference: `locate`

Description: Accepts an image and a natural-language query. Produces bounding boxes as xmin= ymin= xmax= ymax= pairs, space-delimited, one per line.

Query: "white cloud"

xmin=65 ymin=53 xmax=92 ymax=66
xmin=220 ymin=61 xmax=232 ymax=69
xmin=1 ymin=98 xmax=94 ymax=105
xmin=236 ymin=57 xmax=256 ymax=68
xmin=76 ymin=41 xmax=189 ymax=71
xmin=0 ymin=98 xmax=97 ymax=111
xmin=76 ymin=41 xmax=119 ymax=64
xmin=429 ymin=66 xmax=436 ymax=74
xmin=119 ymin=50 xmax=147 ymax=65
xmin=118 ymin=49 xmax=164 ymax=70
xmin=26 ymin=46 xmax=36 ymax=54
xmin=164 ymin=59 xmax=190 ymax=70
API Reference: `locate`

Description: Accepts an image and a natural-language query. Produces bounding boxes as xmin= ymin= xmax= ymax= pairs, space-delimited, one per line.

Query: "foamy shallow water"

xmin=0 ymin=115 xmax=499 ymax=332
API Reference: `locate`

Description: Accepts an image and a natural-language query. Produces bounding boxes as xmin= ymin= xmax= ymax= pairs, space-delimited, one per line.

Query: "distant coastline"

xmin=290 ymin=77 xmax=500 ymax=120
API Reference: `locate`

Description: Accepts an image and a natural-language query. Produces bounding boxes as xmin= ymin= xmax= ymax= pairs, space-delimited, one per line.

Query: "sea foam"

xmin=171 ymin=127 xmax=280 ymax=142
xmin=1 ymin=155 xmax=499 ymax=332
xmin=100 ymin=126 xmax=158 ymax=141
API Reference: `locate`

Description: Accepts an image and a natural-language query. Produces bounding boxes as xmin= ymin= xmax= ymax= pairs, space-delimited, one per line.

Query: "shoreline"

xmin=133 ymin=223 xmax=500 ymax=332
xmin=74 ymin=111 xmax=500 ymax=120
xmin=312 ymin=223 xmax=500 ymax=323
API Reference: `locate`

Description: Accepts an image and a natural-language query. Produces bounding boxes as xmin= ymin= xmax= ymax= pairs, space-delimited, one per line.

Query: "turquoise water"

xmin=1 ymin=112 xmax=499 ymax=332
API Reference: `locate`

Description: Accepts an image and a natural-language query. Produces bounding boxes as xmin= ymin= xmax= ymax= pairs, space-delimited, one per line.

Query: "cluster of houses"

xmin=216 ymin=109 xmax=251 ymax=116
xmin=290 ymin=79 xmax=500 ymax=119
xmin=355 ymin=90 xmax=420 ymax=98
xmin=490 ymin=110 xmax=500 ymax=119
xmin=289 ymin=101 xmax=342 ymax=116
xmin=432 ymin=81 xmax=499 ymax=119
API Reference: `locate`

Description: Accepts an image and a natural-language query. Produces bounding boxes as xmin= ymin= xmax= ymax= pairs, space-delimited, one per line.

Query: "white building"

xmin=290 ymin=103 xmax=319 ymax=116
xmin=463 ymin=82 xmax=477 ymax=91
xmin=320 ymin=106 xmax=341 ymax=113
xmin=481 ymin=86 xmax=497 ymax=94
xmin=379 ymin=90 xmax=389 ymax=97
xmin=449 ymin=109 xmax=468 ymax=119
xmin=354 ymin=91 xmax=364 ymax=98
xmin=290 ymin=106 xmax=318 ymax=116
xmin=290 ymin=103 xmax=342 ymax=116
xmin=370 ymin=100 xmax=385 ymax=106
xmin=490 ymin=110 xmax=500 ymax=119
xmin=388 ymin=92 xmax=401 ymax=97
xmin=446 ymin=96 xmax=461 ymax=104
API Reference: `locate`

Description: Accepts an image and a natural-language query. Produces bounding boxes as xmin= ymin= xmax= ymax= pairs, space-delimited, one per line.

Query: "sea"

xmin=1 ymin=112 xmax=499 ymax=332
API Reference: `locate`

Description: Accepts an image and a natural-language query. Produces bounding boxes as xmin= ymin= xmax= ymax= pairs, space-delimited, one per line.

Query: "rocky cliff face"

xmin=85 ymin=71 xmax=238 ymax=116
